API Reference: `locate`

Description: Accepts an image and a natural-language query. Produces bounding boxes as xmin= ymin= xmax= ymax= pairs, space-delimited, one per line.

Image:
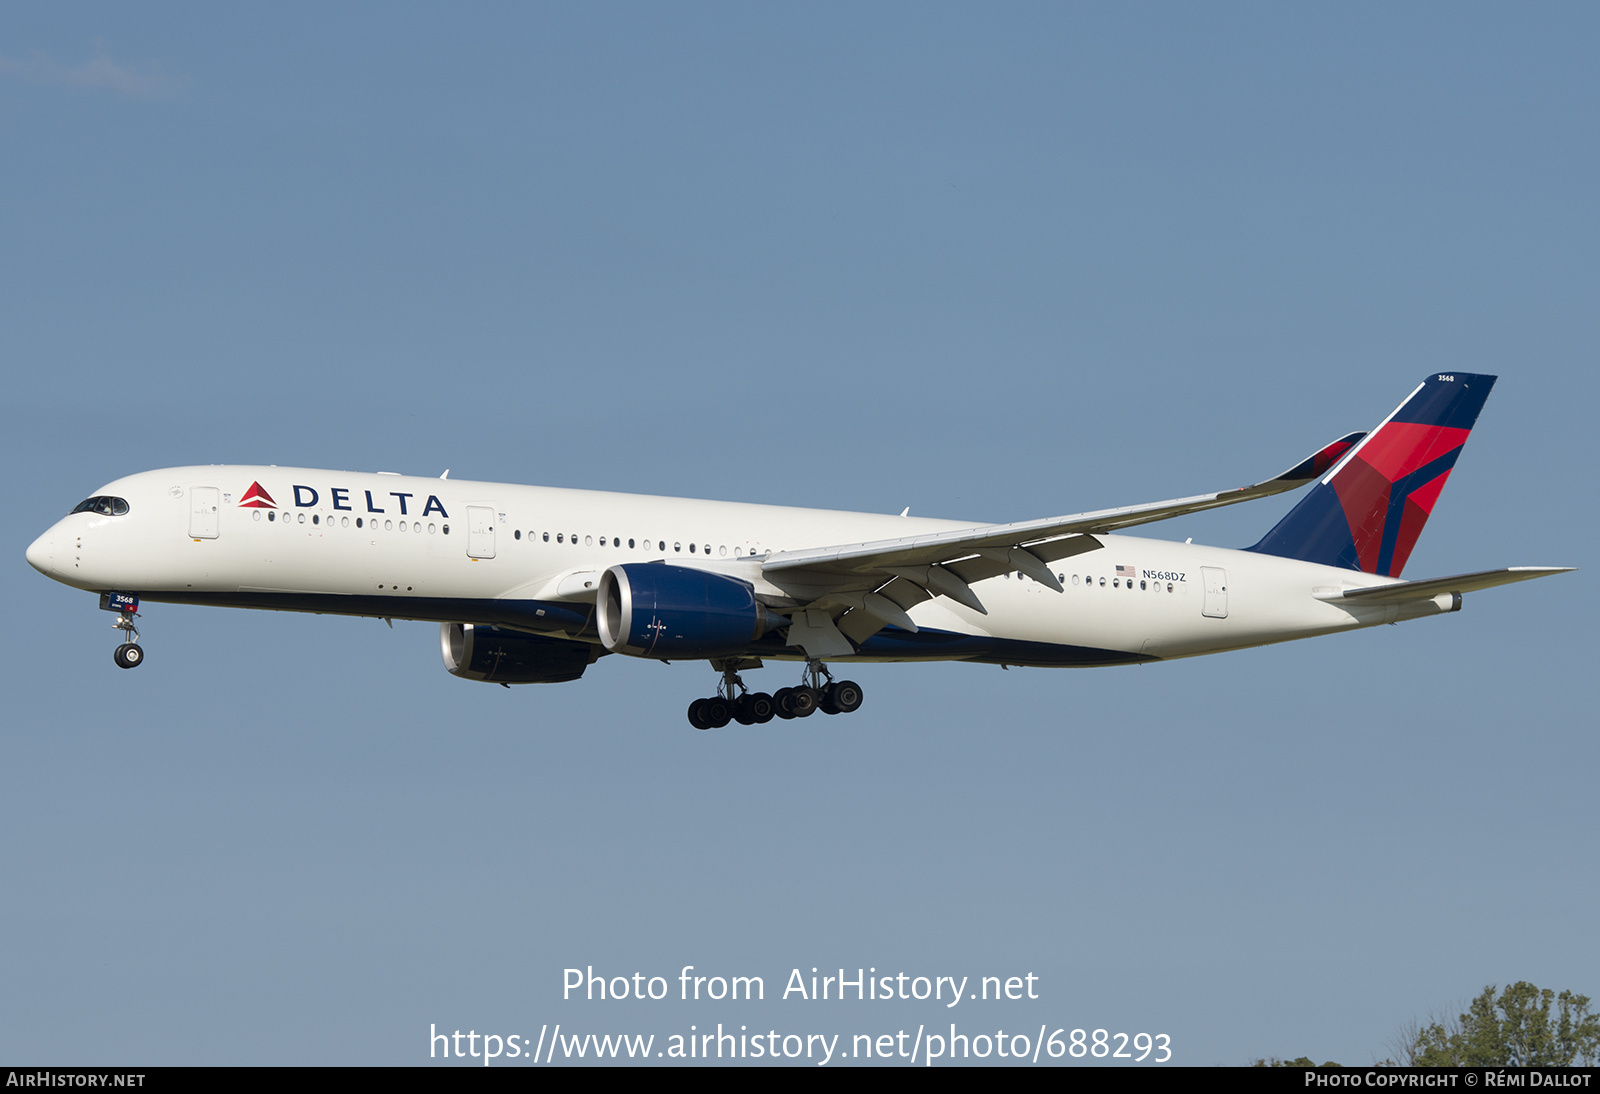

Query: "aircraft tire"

xmin=114 ymin=643 xmax=143 ymax=669
xmin=703 ymin=697 xmax=732 ymax=728
xmin=733 ymin=696 xmax=759 ymax=725
xmin=790 ymin=687 xmax=818 ymax=718
xmin=747 ymin=692 xmax=776 ymax=724
xmin=687 ymin=698 xmax=710 ymax=730
xmin=830 ymin=680 xmax=864 ymax=714
xmin=773 ymin=688 xmax=797 ymax=719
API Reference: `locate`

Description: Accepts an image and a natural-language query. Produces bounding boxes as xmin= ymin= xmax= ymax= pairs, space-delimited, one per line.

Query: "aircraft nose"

xmin=25 ymin=530 xmax=54 ymax=575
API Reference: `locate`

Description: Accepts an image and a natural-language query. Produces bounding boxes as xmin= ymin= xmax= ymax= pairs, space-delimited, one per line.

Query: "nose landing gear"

xmin=112 ymin=611 xmax=144 ymax=669
xmin=688 ymin=659 xmax=863 ymax=729
xmin=98 ymin=592 xmax=145 ymax=669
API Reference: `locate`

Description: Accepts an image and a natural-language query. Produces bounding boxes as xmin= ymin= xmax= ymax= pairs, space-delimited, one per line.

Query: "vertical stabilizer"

xmin=1246 ymin=373 xmax=1496 ymax=577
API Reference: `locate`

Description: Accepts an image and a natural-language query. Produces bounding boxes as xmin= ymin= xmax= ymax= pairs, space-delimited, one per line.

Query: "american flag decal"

xmin=1116 ymin=564 xmax=1136 ymax=579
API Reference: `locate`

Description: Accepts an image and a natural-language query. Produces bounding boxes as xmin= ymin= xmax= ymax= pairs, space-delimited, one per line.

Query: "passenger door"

xmin=1201 ymin=566 xmax=1228 ymax=618
xmin=189 ymin=487 xmax=220 ymax=539
xmin=467 ymin=506 xmax=496 ymax=559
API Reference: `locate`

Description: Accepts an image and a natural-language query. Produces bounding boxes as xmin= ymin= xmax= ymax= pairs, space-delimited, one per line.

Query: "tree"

xmin=1396 ymin=982 xmax=1600 ymax=1067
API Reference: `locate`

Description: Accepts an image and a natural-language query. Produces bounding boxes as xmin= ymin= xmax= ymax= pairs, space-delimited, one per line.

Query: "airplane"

xmin=25 ymin=373 xmax=1571 ymax=729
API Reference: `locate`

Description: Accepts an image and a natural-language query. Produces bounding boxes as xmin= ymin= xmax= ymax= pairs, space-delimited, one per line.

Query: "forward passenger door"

xmin=189 ymin=487 xmax=220 ymax=539
xmin=467 ymin=506 xmax=496 ymax=559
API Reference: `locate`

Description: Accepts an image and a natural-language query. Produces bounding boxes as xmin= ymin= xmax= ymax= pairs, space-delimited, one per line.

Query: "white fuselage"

xmin=26 ymin=465 xmax=1450 ymax=667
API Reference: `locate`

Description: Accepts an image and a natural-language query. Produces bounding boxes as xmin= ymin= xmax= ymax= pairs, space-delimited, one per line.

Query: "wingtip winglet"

xmin=1271 ymin=431 xmax=1368 ymax=486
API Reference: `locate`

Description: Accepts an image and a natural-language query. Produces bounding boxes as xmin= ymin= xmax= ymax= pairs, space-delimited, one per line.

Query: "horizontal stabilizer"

xmin=1314 ymin=566 xmax=1574 ymax=605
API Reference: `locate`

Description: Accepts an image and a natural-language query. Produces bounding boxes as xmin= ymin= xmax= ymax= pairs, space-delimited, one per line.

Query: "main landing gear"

xmin=112 ymin=610 xmax=144 ymax=669
xmin=687 ymin=660 xmax=864 ymax=730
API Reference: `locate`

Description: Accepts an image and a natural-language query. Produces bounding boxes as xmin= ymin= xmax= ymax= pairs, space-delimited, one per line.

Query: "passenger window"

xmin=628 ymin=538 xmax=635 ymax=548
xmin=674 ymin=542 xmax=681 ymax=552
xmin=355 ymin=517 xmax=362 ymax=528
xmin=313 ymin=515 xmax=320 ymax=525
xmin=543 ymin=532 xmax=549 ymax=542
xmin=690 ymin=543 xmax=696 ymax=553
xmin=515 ymin=530 xmax=522 ymax=540
xmin=585 ymin=535 xmax=593 ymax=546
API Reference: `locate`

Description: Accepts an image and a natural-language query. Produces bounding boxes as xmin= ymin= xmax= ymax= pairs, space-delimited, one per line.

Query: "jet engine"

xmin=597 ymin=563 xmax=780 ymax=659
xmin=440 ymin=623 xmax=602 ymax=684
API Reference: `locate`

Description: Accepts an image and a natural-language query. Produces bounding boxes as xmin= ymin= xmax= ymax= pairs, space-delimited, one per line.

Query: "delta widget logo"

xmin=239 ymin=482 xmax=277 ymax=509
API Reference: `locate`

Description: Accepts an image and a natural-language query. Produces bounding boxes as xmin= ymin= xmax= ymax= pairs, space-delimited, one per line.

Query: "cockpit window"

xmin=71 ymin=496 xmax=129 ymax=517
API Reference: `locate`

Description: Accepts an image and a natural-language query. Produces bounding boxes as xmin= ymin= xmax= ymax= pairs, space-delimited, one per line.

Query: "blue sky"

xmin=2 ymin=4 xmax=1595 ymax=1066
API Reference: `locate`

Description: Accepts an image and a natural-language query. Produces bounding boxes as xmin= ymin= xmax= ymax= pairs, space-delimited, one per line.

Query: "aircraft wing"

xmin=765 ymin=431 xmax=1365 ymax=584
xmin=760 ymin=431 xmax=1366 ymax=651
xmin=1314 ymin=566 xmax=1575 ymax=604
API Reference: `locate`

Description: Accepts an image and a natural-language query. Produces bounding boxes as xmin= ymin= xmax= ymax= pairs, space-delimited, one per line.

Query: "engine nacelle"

xmin=440 ymin=623 xmax=601 ymax=684
xmin=597 ymin=563 xmax=777 ymax=659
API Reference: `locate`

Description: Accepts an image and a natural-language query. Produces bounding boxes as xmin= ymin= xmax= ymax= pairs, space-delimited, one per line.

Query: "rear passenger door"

xmin=1201 ymin=566 xmax=1228 ymax=618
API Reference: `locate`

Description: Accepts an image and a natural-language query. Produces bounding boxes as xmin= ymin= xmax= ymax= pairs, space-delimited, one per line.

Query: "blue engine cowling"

xmin=440 ymin=623 xmax=602 ymax=684
xmin=597 ymin=563 xmax=777 ymax=659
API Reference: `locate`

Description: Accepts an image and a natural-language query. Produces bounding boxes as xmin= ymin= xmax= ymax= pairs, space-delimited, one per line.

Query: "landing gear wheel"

xmin=773 ymin=688 xmax=797 ymax=719
xmin=735 ymin=693 xmax=775 ymax=725
xmin=702 ymin=697 xmax=732 ymax=729
xmin=687 ymin=698 xmax=711 ymax=730
xmin=746 ymin=692 xmax=776 ymax=724
xmin=113 ymin=643 xmax=144 ymax=669
xmin=789 ymin=687 xmax=819 ymax=718
xmin=829 ymin=679 xmax=864 ymax=714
